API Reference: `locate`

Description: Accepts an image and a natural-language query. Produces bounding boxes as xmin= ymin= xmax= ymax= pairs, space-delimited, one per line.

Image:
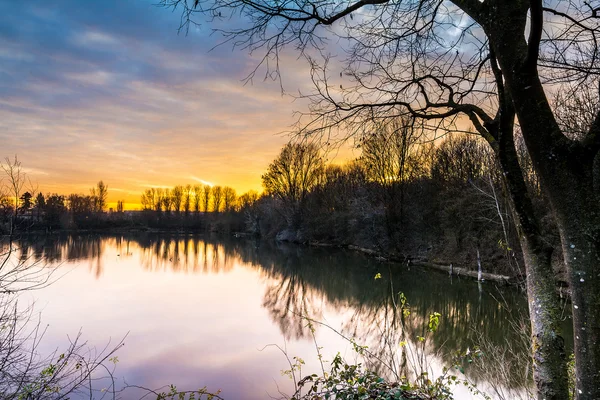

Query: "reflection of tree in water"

xmin=14 ymin=233 xmax=537 ymax=393
xmin=10 ymin=234 xmax=105 ymax=278
xmin=133 ymin=235 xmax=234 ymax=274
xmin=258 ymin=244 xmax=325 ymax=340
xmin=234 ymin=243 xmax=533 ymax=392
xmin=336 ymin=276 xmax=533 ymax=393
xmin=337 ymin=270 xmax=533 ymax=392
xmin=12 ymin=233 xmax=242 ymax=275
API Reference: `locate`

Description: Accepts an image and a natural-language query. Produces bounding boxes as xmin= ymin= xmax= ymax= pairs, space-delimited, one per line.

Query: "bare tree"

xmin=360 ymin=118 xmax=422 ymax=231
xmin=164 ymin=188 xmax=174 ymax=214
xmin=361 ymin=119 xmax=422 ymax=185
xmin=262 ymin=142 xmax=325 ymax=228
xmin=141 ymin=188 xmax=158 ymax=211
xmin=162 ymin=0 xmax=600 ymax=396
xmin=222 ymin=186 xmax=237 ymax=212
xmin=183 ymin=184 xmax=193 ymax=215
xmin=211 ymin=185 xmax=223 ymax=213
xmin=193 ymin=185 xmax=202 ymax=213
xmin=238 ymin=190 xmax=259 ymax=210
xmin=239 ymin=190 xmax=261 ymax=234
xmin=68 ymin=194 xmax=94 ymax=215
xmin=90 ymin=181 xmax=108 ymax=213
xmin=155 ymin=188 xmax=165 ymax=213
xmin=172 ymin=185 xmax=183 ymax=213
xmin=201 ymin=185 xmax=211 ymax=214
xmin=431 ymin=135 xmax=490 ymax=184
xmin=554 ymin=83 xmax=600 ymax=141
xmin=1 ymin=156 xmax=28 ymax=233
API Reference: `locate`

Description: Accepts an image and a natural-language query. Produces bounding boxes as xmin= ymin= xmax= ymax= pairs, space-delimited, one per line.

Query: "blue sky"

xmin=0 ymin=0 xmax=313 ymax=206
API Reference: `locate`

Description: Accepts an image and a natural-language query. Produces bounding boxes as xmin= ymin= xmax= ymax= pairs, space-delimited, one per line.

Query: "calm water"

xmin=9 ymin=233 xmax=537 ymax=399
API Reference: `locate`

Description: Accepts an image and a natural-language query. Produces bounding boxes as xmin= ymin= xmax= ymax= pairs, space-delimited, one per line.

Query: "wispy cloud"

xmin=191 ymin=176 xmax=213 ymax=187
xmin=0 ymin=0 xmax=314 ymax=204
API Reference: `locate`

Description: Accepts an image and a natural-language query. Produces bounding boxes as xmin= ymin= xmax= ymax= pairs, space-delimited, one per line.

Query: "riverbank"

xmin=5 ymin=225 xmax=519 ymax=286
xmin=308 ymin=241 xmax=519 ymax=285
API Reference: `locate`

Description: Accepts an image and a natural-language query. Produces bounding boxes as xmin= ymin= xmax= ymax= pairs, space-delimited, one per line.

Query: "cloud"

xmin=0 ymin=0 xmax=318 ymax=203
xmin=191 ymin=176 xmax=214 ymax=187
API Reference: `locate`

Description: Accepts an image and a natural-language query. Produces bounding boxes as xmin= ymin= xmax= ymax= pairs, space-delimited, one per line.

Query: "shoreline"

xmin=309 ymin=241 xmax=519 ymax=286
xmin=4 ymin=226 xmax=520 ymax=286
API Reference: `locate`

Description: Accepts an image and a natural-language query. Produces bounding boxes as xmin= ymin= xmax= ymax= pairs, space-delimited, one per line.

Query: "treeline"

xmin=0 ymin=181 xmax=254 ymax=233
xmin=135 ymin=184 xmax=257 ymax=231
xmin=0 ymin=156 xmax=256 ymax=234
xmin=247 ymin=120 xmax=558 ymax=277
xmin=139 ymin=184 xmax=256 ymax=214
xmin=0 ymin=177 xmax=124 ymax=231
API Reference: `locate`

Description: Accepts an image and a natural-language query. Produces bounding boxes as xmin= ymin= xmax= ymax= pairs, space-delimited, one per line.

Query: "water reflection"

xmin=11 ymin=233 xmax=536 ymax=397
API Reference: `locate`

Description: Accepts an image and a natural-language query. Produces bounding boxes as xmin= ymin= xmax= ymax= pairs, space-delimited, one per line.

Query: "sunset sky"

xmin=0 ymin=0 xmax=348 ymax=209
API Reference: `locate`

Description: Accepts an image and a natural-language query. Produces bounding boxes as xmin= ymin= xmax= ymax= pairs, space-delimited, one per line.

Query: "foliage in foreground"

xmin=152 ymin=385 xmax=223 ymax=400
xmin=285 ymin=346 xmax=492 ymax=400
xmin=292 ymin=353 xmax=443 ymax=400
xmin=0 ymin=240 xmax=125 ymax=400
xmin=274 ymin=290 xmax=493 ymax=400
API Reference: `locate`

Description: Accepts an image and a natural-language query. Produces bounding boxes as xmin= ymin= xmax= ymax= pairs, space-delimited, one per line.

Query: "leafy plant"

xmin=154 ymin=385 xmax=223 ymax=400
xmin=279 ymin=293 xmax=491 ymax=400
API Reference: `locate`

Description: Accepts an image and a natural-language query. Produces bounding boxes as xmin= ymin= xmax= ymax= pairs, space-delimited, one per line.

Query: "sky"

xmin=0 ymin=0 xmax=328 ymax=209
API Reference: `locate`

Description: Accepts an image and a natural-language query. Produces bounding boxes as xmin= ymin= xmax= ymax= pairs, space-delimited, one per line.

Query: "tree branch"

xmin=320 ymin=0 xmax=391 ymax=25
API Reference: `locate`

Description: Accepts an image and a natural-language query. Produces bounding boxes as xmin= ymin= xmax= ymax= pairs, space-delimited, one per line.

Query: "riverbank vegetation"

xmin=0 ymin=238 xmax=124 ymax=399
xmin=0 ymin=127 xmax=577 ymax=398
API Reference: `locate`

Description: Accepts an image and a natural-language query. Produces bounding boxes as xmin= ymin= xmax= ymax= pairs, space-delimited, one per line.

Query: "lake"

xmin=8 ymin=233 xmax=539 ymax=399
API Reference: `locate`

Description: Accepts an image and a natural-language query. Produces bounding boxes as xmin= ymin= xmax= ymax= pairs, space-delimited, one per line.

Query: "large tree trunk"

xmin=482 ymin=95 xmax=569 ymax=399
xmin=505 ymin=62 xmax=600 ymax=400
xmin=483 ymin=6 xmax=600 ymax=393
xmin=508 ymin=78 xmax=600 ymax=400
xmin=500 ymin=156 xmax=568 ymax=400
xmin=549 ymin=162 xmax=600 ymax=399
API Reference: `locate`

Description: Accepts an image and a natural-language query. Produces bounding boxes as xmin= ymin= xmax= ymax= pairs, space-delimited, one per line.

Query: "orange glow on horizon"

xmin=25 ymin=142 xmax=358 ymax=211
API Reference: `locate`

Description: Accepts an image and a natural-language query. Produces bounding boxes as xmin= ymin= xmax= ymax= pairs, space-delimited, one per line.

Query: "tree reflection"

xmin=232 ymin=241 xmax=535 ymax=392
xmin=258 ymin=244 xmax=325 ymax=340
xmin=9 ymin=233 xmax=545 ymax=394
xmin=10 ymin=234 xmax=105 ymax=277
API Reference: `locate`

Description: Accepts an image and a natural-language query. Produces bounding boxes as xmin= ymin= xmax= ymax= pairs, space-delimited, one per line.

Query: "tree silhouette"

xmin=193 ymin=185 xmax=202 ymax=213
xmin=262 ymin=142 xmax=325 ymax=229
xmin=222 ymin=186 xmax=237 ymax=212
xmin=90 ymin=181 xmax=108 ymax=213
xmin=172 ymin=185 xmax=183 ymax=213
xmin=201 ymin=185 xmax=211 ymax=214
xmin=211 ymin=185 xmax=223 ymax=213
